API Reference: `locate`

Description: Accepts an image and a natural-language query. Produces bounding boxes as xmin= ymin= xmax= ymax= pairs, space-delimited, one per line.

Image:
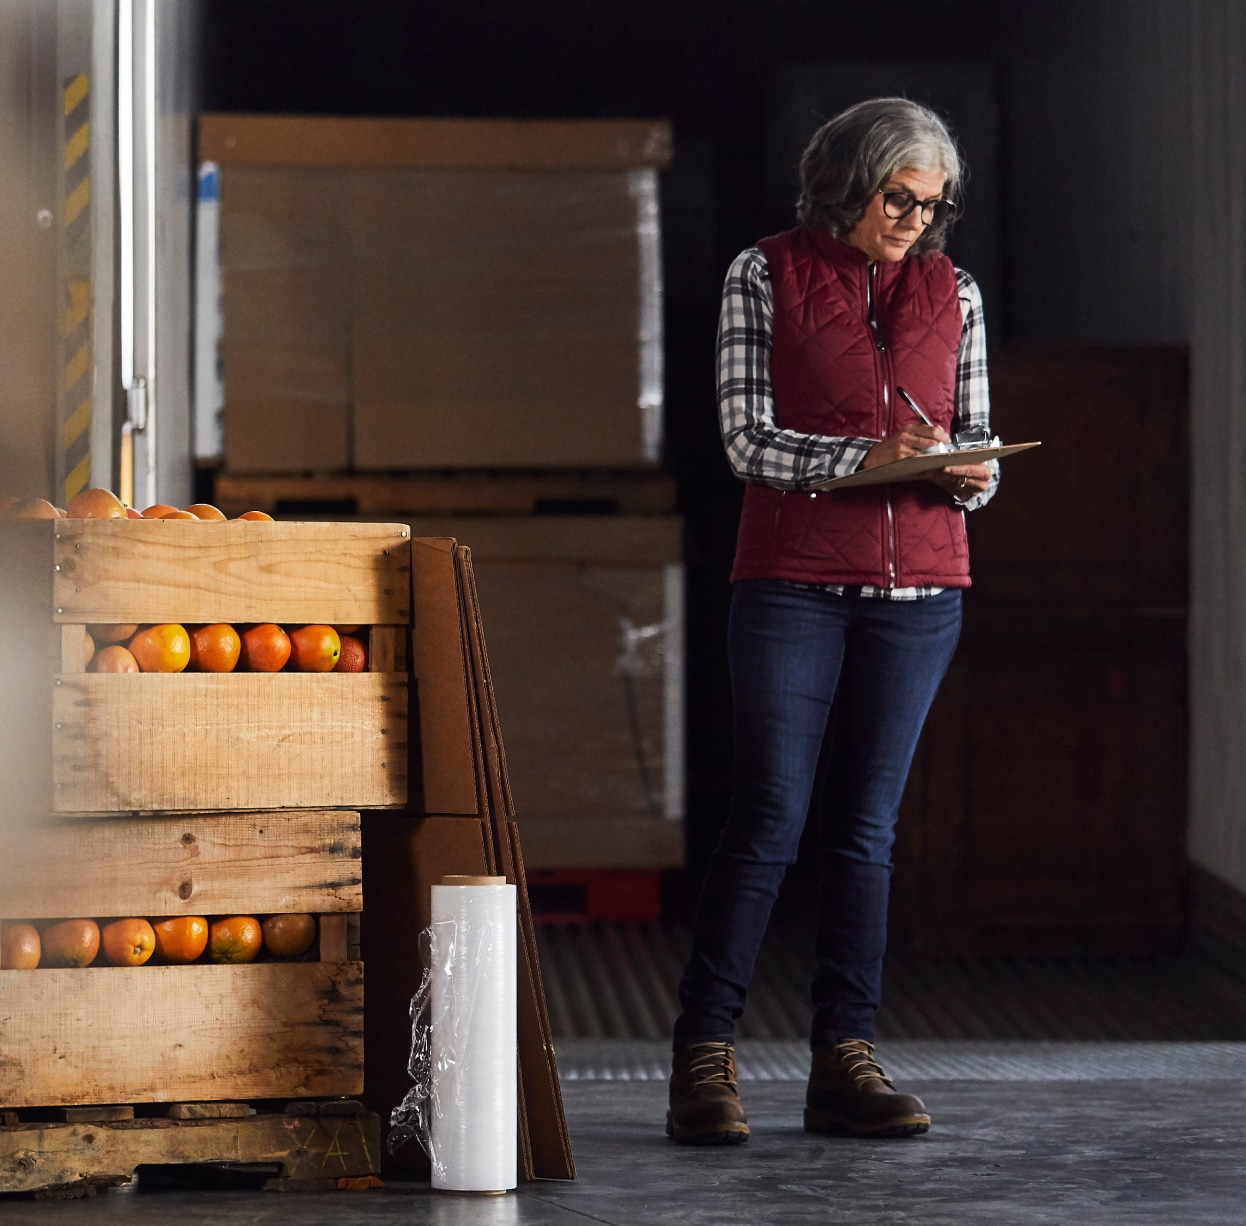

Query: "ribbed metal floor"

xmin=534 ymin=921 xmax=1246 ymax=1042
xmin=553 ymin=1038 xmax=1246 ymax=1081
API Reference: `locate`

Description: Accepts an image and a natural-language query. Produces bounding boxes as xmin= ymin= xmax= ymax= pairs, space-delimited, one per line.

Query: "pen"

xmin=897 ymin=387 xmax=935 ymax=429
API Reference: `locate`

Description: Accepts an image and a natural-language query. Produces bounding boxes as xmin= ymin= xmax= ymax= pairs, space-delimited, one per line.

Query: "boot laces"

xmin=833 ymin=1039 xmax=895 ymax=1090
xmin=686 ymin=1043 xmax=738 ymax=1092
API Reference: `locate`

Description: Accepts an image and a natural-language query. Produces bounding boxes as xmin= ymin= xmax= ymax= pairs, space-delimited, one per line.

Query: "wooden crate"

xmin=0 ymin=810 xmax=363 ymax=1110
xmin=0 ymin=519 xmax=410 ymax=815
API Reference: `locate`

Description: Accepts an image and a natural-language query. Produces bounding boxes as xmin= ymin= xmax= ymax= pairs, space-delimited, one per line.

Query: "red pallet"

xmin=526 ymin=870 xmax=661 ymax=924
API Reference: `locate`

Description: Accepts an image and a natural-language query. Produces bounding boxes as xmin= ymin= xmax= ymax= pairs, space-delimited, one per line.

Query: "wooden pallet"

xmin=213 ymin=470 xmax=677 ymax=518
xmin=0 ymin=1104 xmax=381 ymax=1197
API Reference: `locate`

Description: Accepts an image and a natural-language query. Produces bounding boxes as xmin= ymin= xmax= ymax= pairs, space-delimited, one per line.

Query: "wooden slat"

xmin=0 ymin=962 xmax=363 ymax=1110
xmin=319 ymin=914 xmax=348 ymax=963
xmin=368 ymin=626 xmax=398 ymax=674
xmin=60 ymin=624 xmax=88 ymax=673
xmin=201 ymin=114 xmax=672 ymax=169
xmin=0 ymin=811 xmax=362 ymax=919
xmin=0 ymin=1111 xmax=380 ymax=1194
xmin=50 ymin=519 xmax=411 ymax=625
xmin=214 ymin=470 xmax=677 ymax=517
xmin=51 ymin=673 xmax=406 ymax=813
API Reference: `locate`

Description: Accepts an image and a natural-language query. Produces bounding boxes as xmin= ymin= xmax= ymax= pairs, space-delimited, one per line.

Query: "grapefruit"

xmin=262 ymin=913 xmax=317 ymax=958
xmin=335 ymin=634 xmax=367 ymax=672
xmin=152 ymin=916 xmax=209 ymax=963
xmin=141 ymin=504 xmax=179 ymax=518
xmin=4 ymin=498 xmax=60 ymax=520
xmin=89 ymin=645 xmax=139 ymax=673
xmin=1 ymin=922 xmax=41 ymax=969
xmin=289 ymin=625 xmax=340 ymax=672
xmin=235 ymin=510 xmax=274 ymax=521
xmin=89 ymin=623 xmax=139 ymax=644
xmin=129 ymin=624 xmax=191 ymax=673
xmin=66 ymin=488 xmax=126 ymax=519
xmin=183 ymin=503 xmax=227 ymax=521
xmin=188 ymin=623 xmax=241 ymax=673
xmin=239 ymin=624 xmax=291 ymax=672
xmin=209 ymin=916 xmax=262 ymax=964
xmin=101 ymin=918 xmax=156 ymax=966
xmin=42 ymin=918 xmax=100 ymax=967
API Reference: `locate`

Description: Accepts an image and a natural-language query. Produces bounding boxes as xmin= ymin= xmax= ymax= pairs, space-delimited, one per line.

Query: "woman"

xmin=668 ymin=98 xmax=997 ymax=1145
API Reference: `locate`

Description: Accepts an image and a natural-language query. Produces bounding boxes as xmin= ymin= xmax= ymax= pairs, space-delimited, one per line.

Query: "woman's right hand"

xmin=860 ymin=422 xmax=950 ymax=469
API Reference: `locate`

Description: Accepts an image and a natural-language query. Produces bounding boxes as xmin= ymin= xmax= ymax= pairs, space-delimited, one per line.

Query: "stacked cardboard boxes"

xmin=203 ymin=115 xmax=684 ymax=880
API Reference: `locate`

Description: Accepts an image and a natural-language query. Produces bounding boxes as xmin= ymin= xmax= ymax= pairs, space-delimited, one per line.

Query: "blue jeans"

xmin=674 ymin=580 xmax=962 ymax=1048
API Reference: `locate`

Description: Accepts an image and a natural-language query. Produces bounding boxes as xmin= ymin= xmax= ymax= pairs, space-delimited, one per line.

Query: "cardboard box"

xmin=406 ymin=517 xmax=684 ymax=869
xmin=208 ymin=117 xmax=669 ymax=474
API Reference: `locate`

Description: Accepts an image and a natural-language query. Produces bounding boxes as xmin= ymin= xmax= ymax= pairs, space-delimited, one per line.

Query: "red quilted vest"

xmin=730 ymin=226 xmax=971 ymax=589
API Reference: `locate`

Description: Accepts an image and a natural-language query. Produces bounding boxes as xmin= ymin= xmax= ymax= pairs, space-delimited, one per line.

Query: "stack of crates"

xmin=0 ymin=517 xmax=411 ymax=1193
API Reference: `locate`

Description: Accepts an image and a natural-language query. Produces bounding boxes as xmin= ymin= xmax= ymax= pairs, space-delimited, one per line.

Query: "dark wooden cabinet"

xmin=891 ymin=348 xmax=1189 ymax=954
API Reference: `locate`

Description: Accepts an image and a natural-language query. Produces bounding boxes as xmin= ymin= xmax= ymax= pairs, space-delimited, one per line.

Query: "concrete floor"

xmin=5 ymin=1057 xmax=1246 ymax=1225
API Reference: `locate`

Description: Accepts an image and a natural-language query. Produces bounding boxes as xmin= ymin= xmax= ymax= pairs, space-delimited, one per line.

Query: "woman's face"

xmin=845 ymin=166 xmax=947 ymax=263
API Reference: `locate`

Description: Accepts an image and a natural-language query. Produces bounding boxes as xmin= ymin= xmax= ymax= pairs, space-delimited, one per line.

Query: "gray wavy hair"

xmin=796 ymin=98 xmax=962 ymax=255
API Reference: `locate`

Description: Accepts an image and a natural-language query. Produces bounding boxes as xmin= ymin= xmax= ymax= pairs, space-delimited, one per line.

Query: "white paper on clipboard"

xmin=813 ymin=441 xmax=1041 ymax=491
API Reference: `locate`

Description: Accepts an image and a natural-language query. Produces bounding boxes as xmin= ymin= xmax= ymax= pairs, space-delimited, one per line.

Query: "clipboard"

xmin=813 ymin=441 xmax=1041 ymax=491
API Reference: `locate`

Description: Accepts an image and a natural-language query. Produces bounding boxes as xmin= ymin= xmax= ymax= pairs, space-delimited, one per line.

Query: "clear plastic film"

xmin=605 ymin=565 xmax=685 ymax=823
xmin=389 ymin=880 xmax=517 ymax=1193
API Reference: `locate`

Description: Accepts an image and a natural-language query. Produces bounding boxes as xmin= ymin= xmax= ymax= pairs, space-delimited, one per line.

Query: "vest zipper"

xmin=869 ymin=263 xmax=897 ymax=588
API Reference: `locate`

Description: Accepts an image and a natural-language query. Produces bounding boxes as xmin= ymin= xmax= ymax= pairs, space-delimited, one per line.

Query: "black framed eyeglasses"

xmin=879 ymin=190 xmax=957 ymax=227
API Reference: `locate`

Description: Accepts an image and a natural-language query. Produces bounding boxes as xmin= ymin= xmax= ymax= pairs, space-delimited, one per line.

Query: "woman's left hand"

xmin=927 ymin=461 xmax=992 ymax=502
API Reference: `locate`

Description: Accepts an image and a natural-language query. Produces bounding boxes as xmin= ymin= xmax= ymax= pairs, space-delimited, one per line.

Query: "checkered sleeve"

xmin=952 ymin=269 xmax=999 ymax=512
xmin=717 ymin=249 xmax=877 ymax=490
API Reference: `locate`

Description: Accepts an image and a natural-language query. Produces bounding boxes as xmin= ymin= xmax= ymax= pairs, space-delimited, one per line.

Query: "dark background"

xmin=198 ymin=0 xmax=1192 ymax=885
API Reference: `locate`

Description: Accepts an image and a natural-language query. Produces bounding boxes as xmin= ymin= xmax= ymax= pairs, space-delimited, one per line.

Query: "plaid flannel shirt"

xmin=717 ymin=247 xmax=999 ymax=600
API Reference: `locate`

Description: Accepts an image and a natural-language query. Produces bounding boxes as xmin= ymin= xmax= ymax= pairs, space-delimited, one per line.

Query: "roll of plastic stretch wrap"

xmin=429 ymin=878 xmax=517 ymax=1192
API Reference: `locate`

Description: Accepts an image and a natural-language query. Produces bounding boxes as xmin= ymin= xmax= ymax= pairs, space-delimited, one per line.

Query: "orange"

xmin=235 ymin=510 xmax=274 ymax=521
xmin=90 ymin=623 xmax=139 ymax=644
xmin=66 ymin=488 xmax=127 ymax=519
xmin=239 ymin=623 xmax=291 ymax=672
xmin=188 ymin=623 xmax=241 ymax=672
xmin=129 ymin=624 xmax=191 ymax=673
xmin=152 ymin=916 xmax=209 ymax=964
xmin=335 ymin=634 xmax=367 ymax=672
xmin=89 ymin=644 xmax=139 ymax=673
xmin=141 ymin=504 xmax=179 ymax=518
xmin=4 ymin=498 xmax=61 ymax=520
xmin=262 ymin=913 xmax=316 ymax=958
xmin=183 ymin=503 xmax=227 ymax=521
xmin=82 ymin=630 xmax=96 ymax=670
xmin=334 ymin=625 xmax=360 ymax=634
xmin=289 ymin=625 xmax=340 ymax=672
xmin=42 ymin=918 xmax=100 ymax=967
xmin=209 ymin=916 xmax=262 ymax=964
xmin=1 ymin=922 xmax=41 ymax=969
xmin=157 ymin=509 xmax=198 ymax=520
xmin=101 ymin=917 xmax=156 ymax=966
xmin=124 ymin=506 xmax=143 ymax=519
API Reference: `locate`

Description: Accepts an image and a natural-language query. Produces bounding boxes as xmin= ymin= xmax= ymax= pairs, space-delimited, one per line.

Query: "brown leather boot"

xmin=666 ymin=1042 xmax=750 ymax=1145
xmin=804 ymin=1039 xmax=930 ymax=1137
